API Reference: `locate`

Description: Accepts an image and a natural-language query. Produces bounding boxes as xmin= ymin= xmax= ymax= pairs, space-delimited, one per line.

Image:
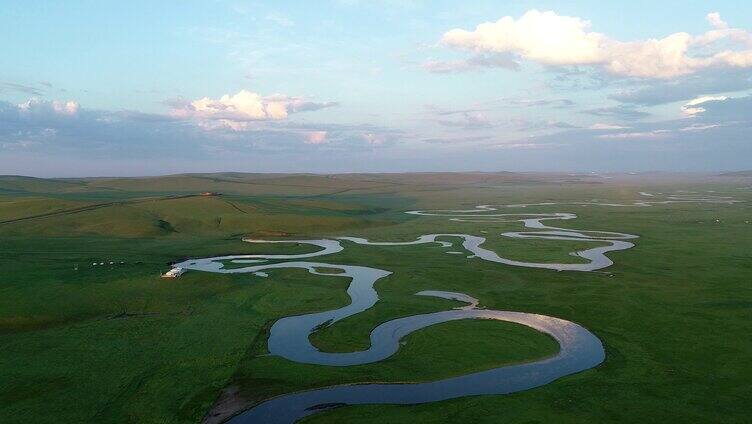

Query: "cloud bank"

xmin=439 ymin=10 xmax=752 ymax=78
xmin=0 ymin=93 xmax=395 ymax=159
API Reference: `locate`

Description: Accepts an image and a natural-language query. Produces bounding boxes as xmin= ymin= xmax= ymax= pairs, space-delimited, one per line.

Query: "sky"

xmin=1 ymin=0 xmax=751 ymax=177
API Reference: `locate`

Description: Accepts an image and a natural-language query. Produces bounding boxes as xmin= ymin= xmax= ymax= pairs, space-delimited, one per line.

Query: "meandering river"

xmin=173 ymin=195 xmax=739 ymax=423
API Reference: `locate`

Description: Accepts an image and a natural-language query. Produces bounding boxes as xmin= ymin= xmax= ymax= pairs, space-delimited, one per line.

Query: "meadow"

xmin=1 ymin=172 xmax=751 ymax=423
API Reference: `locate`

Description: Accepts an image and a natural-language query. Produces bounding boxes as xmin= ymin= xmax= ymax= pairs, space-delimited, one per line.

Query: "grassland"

xmin=1 ymin=172 xmax=751 ymax=423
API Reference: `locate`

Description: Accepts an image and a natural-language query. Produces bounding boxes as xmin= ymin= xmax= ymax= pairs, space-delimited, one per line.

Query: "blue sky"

xmin=1 ymin=0 xmax=751 ymax=176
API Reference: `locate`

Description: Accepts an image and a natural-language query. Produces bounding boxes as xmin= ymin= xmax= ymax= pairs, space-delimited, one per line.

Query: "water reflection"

xmin=175 ymin=248 xmax=604 ymax=423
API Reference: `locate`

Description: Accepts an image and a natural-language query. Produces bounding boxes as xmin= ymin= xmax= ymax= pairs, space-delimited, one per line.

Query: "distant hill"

xmin=719 ymin=170 xmax=752 ymax=177
xmin=0 ymin=175 xmax=89 ymax=194
xmin=0 ymin=172 xmax=545 ymax=197
xmin=328 ymin=171 xmax=540 ymax=186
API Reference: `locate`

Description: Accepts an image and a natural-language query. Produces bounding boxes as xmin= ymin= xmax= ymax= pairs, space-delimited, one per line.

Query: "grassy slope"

xmin=1 ymin=174 xmax=751 ymax=423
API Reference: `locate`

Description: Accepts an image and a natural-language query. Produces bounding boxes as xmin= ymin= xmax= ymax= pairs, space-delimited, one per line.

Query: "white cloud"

xmin=489 ymin=142 xmax=557 ymax=150
xmin=680 ymin=123 xmax=720 ymax=131
xmin=363 ymin=133 xmax=386 ymax=146
xmin=440 ymin=10 xmax=752 ymax=79
xmin=305 ymin=130 xmax=328 ymax=144
xmin=174 ymin=90 xmax=287 ymax=121
xmin=442 ymin=10 xmax=603 ymax=66
xmin=597 ymin=130 xmax=671 ymax=140
xmin=17 ymin=98 xmax=79 ymax=116
xmin=171 ymin=89 xmax=338 ymax=129
xmin=437 ymin=111 xmax=492 ymax=128
xmin=589 ymin=123 xmax=629 ymax=130
xmin=681 ymin=95 xmax=728 ymax=116
xmin=706 ymin=12 xmax=728 ymax=30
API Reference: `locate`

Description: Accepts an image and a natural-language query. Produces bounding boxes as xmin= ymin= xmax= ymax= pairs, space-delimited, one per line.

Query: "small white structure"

xmin=161 ymin=267 xmax=186 ymax=278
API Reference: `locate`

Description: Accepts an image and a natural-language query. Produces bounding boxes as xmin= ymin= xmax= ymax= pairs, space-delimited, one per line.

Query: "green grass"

xmin=476 ymin=235 xmax=611 ymax=264
xmin=232 ymin=318 xmax=559 ymax=409
xmin=1 ymin=174 xmax=751 ymax=423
